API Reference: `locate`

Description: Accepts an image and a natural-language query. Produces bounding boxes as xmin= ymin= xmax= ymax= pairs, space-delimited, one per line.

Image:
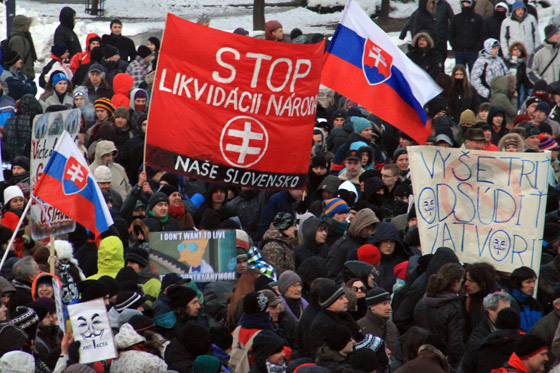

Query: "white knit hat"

xmin=3 ymin=185 xmax=24 ymax=206
xmin=94 ymin=165 xmax=112 ymax=183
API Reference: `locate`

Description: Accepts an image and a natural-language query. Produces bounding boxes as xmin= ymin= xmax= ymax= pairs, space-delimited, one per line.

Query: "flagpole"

xmin=0 ymin=196 xmax=33 ymax=273
xmin=49 ymin=235 xmax=55 ymax=275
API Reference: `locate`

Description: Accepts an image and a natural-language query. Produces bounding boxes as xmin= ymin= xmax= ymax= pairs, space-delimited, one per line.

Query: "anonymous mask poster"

xmin=68 ymin=299 xmax=117 ymax=364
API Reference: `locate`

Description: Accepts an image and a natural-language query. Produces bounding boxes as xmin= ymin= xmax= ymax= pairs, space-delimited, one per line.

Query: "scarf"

xmin=58 ymin=262 xmax=79 ymax=304
xmin=323 ymin=216 xmax=349 ymax=235
xmin=168 ymin=203 xmax=185 ymax=220
xmin=148 ymin=210 xmax=169 ymax=223
xmin=266 ymin=361 xmax=287 ymax=373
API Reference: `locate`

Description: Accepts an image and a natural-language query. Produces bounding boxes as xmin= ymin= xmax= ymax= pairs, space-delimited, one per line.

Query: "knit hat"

xmin=93 ymin=165 xmax=112 ymax=182
xmin=78 ymin=279 xmax=109 ymax=302
xmin=97 ymin=276 xmax=119 ymax=298
xmin=273 ymin=212 xmax=296 ymax=231
xmin=4 ymin=50 xmax=21 ymax=66
xmin=535 ymin=102 xmax=551 ymax=116
xmin=51 ymin=44 xmax=68 ymax=57
xmin=12 ymin=155 xmax=30 ymax=171
xmin=147 ymin=192 xmax=169 ymax=212
xmin=254 ymin=275 xmax=278 ymax=292
xmin=393 ymin=261 xmax=409 ymax=281
xmin=319 ymin=283 xmax=345 ymax=308
xmin=167 ymin=285 xmax=197 ymax=308
xmin=322 ymin=198 xmax=349 ymax=218
xmin=11 ymin=306 xmax=39 ymax=337
xmin=137 ymin=45 xmax=152 ymax=59
xmin=94 ymin=97 xmax=115 ymax=115
xmin=114 ymin=291 xmax=145 ymax=312
xmin=124 ymin=248 xmax=149 ymax=267
xmin=161 ymin=273 xmax=187 ymax=290
xmin=323 ymin=324 xmax=352 ymax=351
xmin=3 ymin=185 xmax=23 ymax=205
xmin=365 ymin=287 xmax=391 ymax=306
xmin=538 ymin=135 xmax=560 ymax=151
xmin=89 ymin=63 xmax=105 ymax=73
xmin=511 ymin=0 xmax=526 ymax=11
xmin=514 ymin=335 xmax=548 ymax=360
xmin=265 ymin=20 xmax=283 ymax=40
xmin=128 ymin=314 xmax=154 ymax=332
xmin=0 ymin=351 xmax=35 ymax=373
xmin=465 ymin=128 xmax=485 ymax=141
xmin=193 ymin=355 xmax=221 ymax=373
xmin=103 ymin=45 xmax=119 ymax=59
xmin=357 ymin=244 xmax=381 ymax=266
xmin=352 ymin=116 xmax=372 ymax=134
xmin=278 ymin=270 xmax=302 ymax=295
xmin=115 ymin=266 xmax=139 ymax=285
xmin=178 ymin=321 xmax=212 ymax=356
xmin=545 ymin=24 xmax=560 ymax=40
xmin=259 ymin=289 xmax=283 ymax=306
xmin=160 ymin=184 xmax=178 ymax=197
xmin=351 ymin=347 xmax=379 ymax=371
xmin=459 ymin=109 xmax=476 ymax=126
xmin=159 ymin=172 xmax=179 ymax=188
xmin=52 ymin=72 xmax=68 ymax=86
xmin=113 ymin=106 xmax=130 ymax=121
xmin=243 ymin=291 xmax=269 ymax=314
xmin=0 ymin=324 xmax=27 ymax=355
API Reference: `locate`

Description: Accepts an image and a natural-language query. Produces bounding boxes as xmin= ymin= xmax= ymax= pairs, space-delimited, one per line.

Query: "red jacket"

xmin=69 ymin=33 xmax=101 ymax=73
xmin=491 ymin=353 xmax=528 ymax=373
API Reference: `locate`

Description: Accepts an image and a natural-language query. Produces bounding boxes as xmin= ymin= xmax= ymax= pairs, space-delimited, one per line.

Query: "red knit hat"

xmin=357 ymin=244 xmax=381 ymax=266
xmin=393 ymin=261 xmax=409 ymax=281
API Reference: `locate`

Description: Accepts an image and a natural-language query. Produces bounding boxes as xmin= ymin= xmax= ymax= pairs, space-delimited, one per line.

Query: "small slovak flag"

xmin=33 ymin=131 xmax=113 ymax=236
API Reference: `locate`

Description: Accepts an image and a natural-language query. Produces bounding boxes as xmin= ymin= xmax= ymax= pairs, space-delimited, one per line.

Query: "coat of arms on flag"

xmin=363 ymin=39 xmax=393 ymax=85
xmin=63 ymin=157 xmax=89 ymax=194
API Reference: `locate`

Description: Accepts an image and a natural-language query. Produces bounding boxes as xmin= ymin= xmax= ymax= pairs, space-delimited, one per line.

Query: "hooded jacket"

xmin=31 ymin=272 xmax=62 ymax=300
xmin=410 ymin=0 xmax=438 ymax=48
xmin=69 ymin=33 xmax=101 ymax=73
xmin=54 ymin=7 xmax=82 ymax=58
xmin=490 ymin=75 xmax=517 ymax=124
xmin=327 ymin=208 xmax=379 ymax=280
xmin=527 ymin=40 xmax=560 ymax=86
xmin=110 ymin=323 xmax=168 ymax=372
xmin=500 ymin=2 xmax=540 ymax=58
xmin=449 ymin=2 xmax=487 ymax=53
xmin=486 ymin=3 xmax=508 ymax=40
xmin=111 ymin=73 xmax=135 ymax=109
xmin=487 ymin=105 xmax=509 ymax=145
xmin=406 ymin=32 xmax=444 ymax=80
xmin=262 ymin=223 xmax=296 ymax=276
xmin=90 ymin=140 xmax=131 ymax=200
xmin=87 ymin=236 xmax=124 ymax=279
xmin=471 ymin=38 xmax=509 ymax=99
xmin=371 ymin=222 xmax=408 ymax=292
xmin=8 ymin=15 xmax=37 ymax=79
xmin=414 ymin=291 xmax=465 ymax=365
xmin=294 ymin=217 xmax=329 ymax=268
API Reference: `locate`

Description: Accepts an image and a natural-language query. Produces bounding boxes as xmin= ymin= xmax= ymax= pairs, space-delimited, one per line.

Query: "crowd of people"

xmin=0 ymin=0 xmax=559 ymax=372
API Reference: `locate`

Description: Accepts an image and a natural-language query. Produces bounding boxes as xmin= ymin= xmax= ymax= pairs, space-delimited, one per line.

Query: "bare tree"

xmin=379 ymin=0 xmax=390 ymax=21
xmin=254 ymin=0 xmax=265 ymax=30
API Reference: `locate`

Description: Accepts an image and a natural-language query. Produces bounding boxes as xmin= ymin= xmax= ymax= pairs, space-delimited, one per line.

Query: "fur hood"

xmin=497 ymin=133 xmax=524 ymax=151
xmin=411 ymin=32 xmax=435 ymax=49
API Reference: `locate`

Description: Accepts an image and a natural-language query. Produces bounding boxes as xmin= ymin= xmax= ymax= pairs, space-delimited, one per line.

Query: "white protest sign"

xmin=52 ymin=278 xmax=65 ymax=333
xmin=409 ymin=146 xmax=549 ymax=273
xmin=30 ymin=109 xmax=80 ymax=239
xmin=68 ymin=299 xmax=116 ymax=364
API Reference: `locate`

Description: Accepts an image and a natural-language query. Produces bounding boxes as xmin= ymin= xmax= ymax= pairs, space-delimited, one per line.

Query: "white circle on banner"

xmin=219 ymin=116 xmax=269 ymax=168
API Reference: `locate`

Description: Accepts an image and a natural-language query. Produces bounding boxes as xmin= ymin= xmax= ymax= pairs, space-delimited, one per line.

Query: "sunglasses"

xmin=352 ymin=286 xmax=366 ymax=293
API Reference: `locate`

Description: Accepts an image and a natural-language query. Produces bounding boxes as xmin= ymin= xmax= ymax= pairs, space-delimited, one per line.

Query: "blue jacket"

xmin=0 ymin=67 xmax=37 ymax=101
xmin=0 ymin=92 xmax=15 ymax=128
xmin=257 ymin=190 xmax=296 ymax=240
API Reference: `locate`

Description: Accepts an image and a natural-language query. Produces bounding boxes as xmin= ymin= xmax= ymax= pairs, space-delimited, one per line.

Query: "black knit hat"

xmin=365 ymin=287 xmax=391 ymax=307
xmin=12 ymin=156 xmax=30 ymax=172
xmin=27 ymin=301 xmax=49 ymax=321
xmin=319 ymin=283 xmax=345 ymax=308
xmin=147 ymin=192 xmax=169 ymax=212
xmin=0 ymin=324 xmax=27 ymax=355
xmin=177 ymin=321 xmax=212 ymax=356
xmin=114 ymin=291 xmax=145 ymax=312
xmin=97 ymin=276 xmax=119 ymax=298
xmin=160 ymin=173 xmax=179 ymax=188
xmin=514 ymin=335 xmax=548 ymax=360
xmin=103 ymin=44 xmax=119 ymax=59
xmin=124 ymin=248 xmax=149 ymax=267
xmin=323 ymin=324 xmax=352 ymax=351
xmin=128 ymin=314 xmax=155 ymax=332
xmin=160 ymin=184 xmax=178 ymax=197
xmin=167 ymin=285 xmax=197 ymax=308
xmin=273 ymin=212 xmax=296 ymax=231
xmin=243 ymin=291 xmax=269 ymax=314
xmin=351 ymin=347 xmax=379 ymax=371
xmin=495 ymin=307 xmax=521 ymax=330
xmin=78 ymin=280 xmax=109 ymax=302
xmin=4 ymin=50 xmax=21 ymax=66
xmin=11 ymin=306 xmax=39 ymax=339
xmin=115 ymin=266 xmax=139 ymax=292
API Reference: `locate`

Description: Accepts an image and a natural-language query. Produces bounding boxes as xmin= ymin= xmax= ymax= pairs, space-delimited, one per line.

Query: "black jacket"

xmin=449 ymin=4 xmax=487 ymax=53
xmin=410 ymin=0 xmax=438 ymax=48
xmin=164 ymin=338 xmax=197 ymax=373
xmin=371 ymin=222 xmax=409 ymax=293
xmin=227 ymin=190 xmax=269 ymax=244
xmin=102 ymin=33 xmax=137 ymax=63
xmin=462 ymin=328 xmax=521 ymax=373
xmin=294 ymin=217 xmax=329 ymax=268
xmin=406 ymin=33 xmax=444 ymax=80
xmin=486 ymin=8 xmax=507 ymax=40
xmin=306 ymin=309 xmax=359 ymax=359
xmin=54 ymin=7 xmax=82 ymax=58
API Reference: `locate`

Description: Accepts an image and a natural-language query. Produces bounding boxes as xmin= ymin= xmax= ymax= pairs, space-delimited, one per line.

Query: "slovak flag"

xmin=33 ymin=131 xmax=113 ymax=236
xmin=321 ymin=0 xmax=442 ymax=144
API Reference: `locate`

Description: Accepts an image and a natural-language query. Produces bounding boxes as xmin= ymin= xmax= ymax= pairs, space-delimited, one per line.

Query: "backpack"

xmin=0 ymin=37 xmax=12 ymax=66
xmin=228 ymin=327 xmax=260 ymax=373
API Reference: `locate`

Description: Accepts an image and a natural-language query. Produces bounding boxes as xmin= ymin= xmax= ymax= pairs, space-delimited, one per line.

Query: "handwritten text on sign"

xmin=409 ymin=146 xmax=549 ymax=272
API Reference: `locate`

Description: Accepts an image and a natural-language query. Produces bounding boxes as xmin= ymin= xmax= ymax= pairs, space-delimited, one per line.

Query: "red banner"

xmin=146 ymin=14 xmax=324 ymax=189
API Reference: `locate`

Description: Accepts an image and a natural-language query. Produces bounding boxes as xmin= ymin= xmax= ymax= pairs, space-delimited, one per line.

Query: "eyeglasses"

xmin=352 ymin=286 xmax=366 ymax=293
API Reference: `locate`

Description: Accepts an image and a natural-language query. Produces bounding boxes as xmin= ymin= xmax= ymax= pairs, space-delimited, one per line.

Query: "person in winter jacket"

xmin=8 ymin=15 xmax=37 ymax=79
xmin=315 ymin=324 xmax=355 ymax=371
xmin=39 ymin=72 xmax=74 ymax=111
xmin=527 ymin=24 xmax=560 ymax=85
xmin=371 ymin=222 xmax=408 ymax=292
xmin=102 ymin=19 xmax=137 ymax=63
xmin=0 ymin=81 xmax=15 ymax=129
xmin=164 ymin=321 xmax=214 ymax=372
xmin=278 ymin=270 xmax=308 ymax=322
xmin=84 ymin=63 xmax=114 ymax=103
xmin=491 ymin=334 xmax=548 ymax=373
xmin=54 ymin=7 xmax=81 ymax=58
xmin=447 ymin=64 xmax=480 ymax=123
xmin=410 ymin=0 xmax=438 ymax=53
xmin=90 ymin=140 xmax=131 ymax=199
xmin=39 ymin=44 xmax=73 ymax=91
xmin=508 ymin=266 xmax=542 ymax=333
xmin=227 ymin=188 xmax=268 ymax=243
xmin=358 ymin=287 xmax=399 ymax=352
xmin=406 ymin=32 xmax=444 ymax=79
xmin=294 ymin=217 xmax=329 ymax=268
xmin=125 ymin=46 xmax=154 ymax=89
xmin=490 ymin=75 xmax=518 ymax=125
xmin=87 ymin=236 xmax=125 ymax=279
xmin=487 ymin=105 xmax=509 ymax=145
xmin=261 ymin=212 xmax=297 ymax=276
xmin=413 ymin=263 xmax=465 ymax=367
xmin=142 ymin=192 xmax=180 ymax=233
xmin=449 ymin=0 xmax=487 ymax=72
xmin=250 ymin=330 xmax=288 ymax=373
xmin=31 ymin=272 xmax=61 ymax=300
xmin=258 ymin=189 xmax=302 ymax=240
xmin=500 ymin=1 xmax=540 ymax=59
xmin=53 ymin=240 xmax=85 ymax=306
xmin=463 ymin=262 xmax=499 ymax=339
xmin=327 ymin=208 xmax=379 ymax=280
xmin=507 ymin=41 xmax=531 ymax=105
xmin=2 ymin=94 xmax=41 ymax=158
xmin=110 ymin=323 xmax=168 ymax=372
xmin=485 ymin=2 xmax=508 ymax=40
xmin=68 ymin=33 xmax=101 ymax=73
xmin=471 ymin=38 xmax=509 ymax=99
xmin=0 ymin=51 xmax=37 ymax=101
xmin=111 ymin=73 xmax=134 ymax=109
